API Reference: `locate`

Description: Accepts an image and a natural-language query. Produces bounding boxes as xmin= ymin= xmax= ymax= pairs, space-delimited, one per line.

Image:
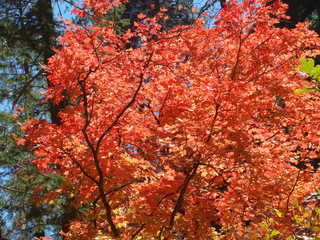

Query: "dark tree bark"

xmin=38 ymin=0 xmax=65 ymax=125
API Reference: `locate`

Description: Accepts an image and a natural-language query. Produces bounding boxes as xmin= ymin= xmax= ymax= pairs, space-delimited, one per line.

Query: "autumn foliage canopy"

xmin=19 ymin=0 xmax=320 ymax=238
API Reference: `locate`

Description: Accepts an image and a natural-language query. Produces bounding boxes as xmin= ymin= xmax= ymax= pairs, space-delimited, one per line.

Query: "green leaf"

xmin=270 ymin=230 xmax=280 ymax=237
xmin=275 ymin=209 xmax=282 ymax=218
xmin=294 ymin=199 xmax=302 ymax=212
xmin=295 ymin=89 xmax=309 ymax=94
xmin=295 ymin=86 xmax=316 ymax=94
xmin=266 ymin=230 xmax=280 ymax=240
xmin=312 ymin=65 xmax=320 ymax=80
xmin=293 ymin=214 xmax=303 ymax=224
xmin=286 ymin=236 xmax=298 ymax=240
xmin=299 ymin=58 xmax=315 ymax=75
xmin=299 ymin=58 xmax=320 ymax=82
xmin=262 ymin=221 xmax=269 ymax=229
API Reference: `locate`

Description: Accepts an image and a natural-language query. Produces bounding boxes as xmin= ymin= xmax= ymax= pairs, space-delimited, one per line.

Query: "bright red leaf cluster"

xmin=22 ymin=0 xmax=320 ymax=238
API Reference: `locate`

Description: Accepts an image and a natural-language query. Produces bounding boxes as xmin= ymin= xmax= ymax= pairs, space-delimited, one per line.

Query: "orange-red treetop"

xmin=23 ymin=0 xmax=320 ymax=238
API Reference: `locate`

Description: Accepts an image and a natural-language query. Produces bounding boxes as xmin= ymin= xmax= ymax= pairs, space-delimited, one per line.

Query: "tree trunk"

xmin=37 ymin=0 xmax=64 ymax=125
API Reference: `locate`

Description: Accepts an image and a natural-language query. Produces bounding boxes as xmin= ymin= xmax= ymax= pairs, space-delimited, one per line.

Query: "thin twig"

xmin=285 ymin=169 xmax=301 ymax=213
xmin=60 ymin=148 xmax=99 ymax=185
xmin=0 ymin=185 xmax=37 ymax=196
xmin=96 ymin=51 xmax=154 ymax=152
xmin=12 ymin=70 xmax=44 ymax=108
xmin=206 ymin=103 xmax=220 ymax=142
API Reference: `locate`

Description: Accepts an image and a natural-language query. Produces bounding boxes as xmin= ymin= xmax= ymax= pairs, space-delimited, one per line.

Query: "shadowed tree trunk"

xmin=38 ymin=0 xmax=65 ymax=125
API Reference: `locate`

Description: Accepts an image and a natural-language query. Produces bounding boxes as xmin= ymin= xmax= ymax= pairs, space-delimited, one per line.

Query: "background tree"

xmin=279 ymin=0 xmax=320 ymax=34
xmin=0 ymin=0 xmax=78 ymax=238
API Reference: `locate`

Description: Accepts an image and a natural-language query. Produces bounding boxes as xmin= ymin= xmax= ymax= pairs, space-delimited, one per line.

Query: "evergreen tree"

xmin=0 ymin=0 xmax=78 ymax=238
xmin=280 ymin=0 xmax=320 ymax=34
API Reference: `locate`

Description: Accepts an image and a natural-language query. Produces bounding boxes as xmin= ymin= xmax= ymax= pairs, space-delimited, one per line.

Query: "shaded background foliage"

xmin=280 ymin=0 xmax=320 ymax=34
xmin=0 ymin=0 xmax=319 ymax=239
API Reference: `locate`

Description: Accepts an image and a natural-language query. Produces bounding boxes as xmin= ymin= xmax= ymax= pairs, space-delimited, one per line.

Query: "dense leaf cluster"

xmin=20 ymin=0 xmax=320 ymax=239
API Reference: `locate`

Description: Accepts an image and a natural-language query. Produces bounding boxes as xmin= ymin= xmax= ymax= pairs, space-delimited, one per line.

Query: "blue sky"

xmin=53 ymin=0 xmax=75 ymax=21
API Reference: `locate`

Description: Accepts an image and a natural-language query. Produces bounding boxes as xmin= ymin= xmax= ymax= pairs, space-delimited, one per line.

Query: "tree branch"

xmin=78 ymin=67 xmax=120 ymax=237
xmin=60 ymin=148 xmax=99 ymax=185
xmin=206 ymin=102 xmax=220 ymax=142
xmin=12 ymin=69 xmax=44 ymax=108
xmin=169 ymin=162 xmax=199 ymax=227
xmin=285 ymin=169 xmax=301 ymax=213
xmin=160 ymin=162 xmax=199 ymax=239
xmin=96 ymin=51 xmax=154 ymax=152
xmin=0 ymin=185 xmax=37 ymax=196
xmin=130 ymin=223 xmax=146 ymax=239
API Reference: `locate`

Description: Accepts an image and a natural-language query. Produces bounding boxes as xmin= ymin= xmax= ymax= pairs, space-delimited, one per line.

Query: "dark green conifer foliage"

xmin=0 ymin=0 xmax=78 ymax=238
xmin=280 ymin=0 xmax=320 ymax=34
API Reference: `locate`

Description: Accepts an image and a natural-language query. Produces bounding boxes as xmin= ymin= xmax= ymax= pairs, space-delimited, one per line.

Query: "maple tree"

xmin=18 ymin=0 xmax=320 ymax=238
xmin=0 ymin=0 xmax=215 ymax=238
xmin=0 ymin=0 xmax=74 ymax=238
